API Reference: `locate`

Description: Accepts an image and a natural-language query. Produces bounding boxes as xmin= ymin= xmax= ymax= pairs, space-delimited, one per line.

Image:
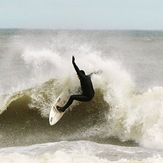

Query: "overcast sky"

xmin=0 ymin=0 xmax=163 ymax=30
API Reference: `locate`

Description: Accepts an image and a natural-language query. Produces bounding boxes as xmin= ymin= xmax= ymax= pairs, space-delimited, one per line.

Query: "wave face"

xmin=1 ymin=30 xmax=163 ymax=149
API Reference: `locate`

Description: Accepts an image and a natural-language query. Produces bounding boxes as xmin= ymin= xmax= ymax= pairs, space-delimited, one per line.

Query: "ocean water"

xmin=0 ymin=29 xmax=163 ymax=162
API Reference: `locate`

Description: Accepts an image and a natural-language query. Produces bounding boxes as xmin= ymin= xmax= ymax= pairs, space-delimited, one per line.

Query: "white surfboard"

xmin=49 ymin=91 xmax=70 ymax=125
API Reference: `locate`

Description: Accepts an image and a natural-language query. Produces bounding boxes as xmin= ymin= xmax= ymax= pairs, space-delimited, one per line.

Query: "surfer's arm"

xmin=89 ymin=70 xmax=102 ymax=76
xmin=72 ymin=56 xmax=83 ymax=77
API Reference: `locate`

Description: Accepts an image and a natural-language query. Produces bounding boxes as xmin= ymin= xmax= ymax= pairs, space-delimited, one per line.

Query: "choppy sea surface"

xmin=0 ymin=29 xmax=163 ymax=162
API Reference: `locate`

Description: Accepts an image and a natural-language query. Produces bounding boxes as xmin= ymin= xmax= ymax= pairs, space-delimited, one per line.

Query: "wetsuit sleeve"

xmin=72 ymin=58 xmax=85 ymax=78
xmin=72 ymin=60 xmax=80 ymax=76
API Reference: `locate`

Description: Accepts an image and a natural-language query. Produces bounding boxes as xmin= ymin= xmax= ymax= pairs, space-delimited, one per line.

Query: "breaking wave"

xmin=1 ymin=48 xmax=163 ymax=149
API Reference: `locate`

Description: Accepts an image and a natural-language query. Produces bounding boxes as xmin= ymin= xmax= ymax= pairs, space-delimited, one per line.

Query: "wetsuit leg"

xmin=59 ymin=94 xmax=91 ymax=112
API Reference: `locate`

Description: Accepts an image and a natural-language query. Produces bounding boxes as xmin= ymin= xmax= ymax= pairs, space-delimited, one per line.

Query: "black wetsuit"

xmin=58 ymin=58 xmax=95 ymax=112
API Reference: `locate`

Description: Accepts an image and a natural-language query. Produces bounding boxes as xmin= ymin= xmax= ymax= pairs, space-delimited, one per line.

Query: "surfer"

xmin=57 ymin=56 xmax=95 ymax=112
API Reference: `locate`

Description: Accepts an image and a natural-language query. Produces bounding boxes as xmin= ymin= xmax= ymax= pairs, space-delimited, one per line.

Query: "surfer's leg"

xmin=57 ymin=95 xmax=90 ymax=112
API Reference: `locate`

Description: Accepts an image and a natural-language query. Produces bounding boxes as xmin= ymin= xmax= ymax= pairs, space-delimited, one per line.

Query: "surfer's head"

xmin=80 ymin=70 xmax=85 ymax=75
xmin=77 ymin=70 xmax=85 ymax=79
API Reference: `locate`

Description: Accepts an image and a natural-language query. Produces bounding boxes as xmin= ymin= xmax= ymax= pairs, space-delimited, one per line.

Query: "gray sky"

xmin=0 ymin=0 xmax=163 ymax=30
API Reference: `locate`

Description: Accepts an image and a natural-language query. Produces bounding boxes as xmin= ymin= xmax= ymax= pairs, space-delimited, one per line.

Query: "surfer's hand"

xmin=94 ymin=70 xmax=102 ymax=74
xmin=72 ymin=56 xmax=75 ymax=63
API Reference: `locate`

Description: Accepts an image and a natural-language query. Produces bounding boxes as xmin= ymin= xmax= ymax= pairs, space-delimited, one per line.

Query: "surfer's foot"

xmin=56 ymin=106 xmax=65 ymax=112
